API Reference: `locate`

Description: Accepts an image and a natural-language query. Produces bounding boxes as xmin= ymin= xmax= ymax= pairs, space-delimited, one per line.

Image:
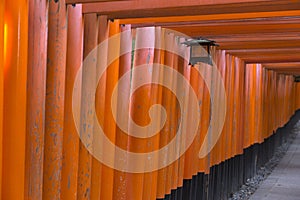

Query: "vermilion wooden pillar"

xmin=126 ymin=27 xmax=154 ymax=200
xmin=112 ymin=24 xmax=132 ymax=200
xmin=203 ymin=61 xmax=212 ymax=174
xmin=42 ymin=0 xmax=67 ymax=199
xmin=255 ymin=64 xmax=263 ymax=143
xmin=296 ymin=83 xmax=300 ymax=109
xmin=100 ymin=20 xmax=120 ymax=200
xmin=244 ymin=64 xmax=252 ymax=148
xmin=156 ymin=31 xmax=175 ymax=199
xmin=77 ymin=13 xmax=98 ymax=200
xmin=177 ymin=42 xmax=190 ymax=190
xmin=0 ymin=0 xmax=4 ymax=196
xmin=214 ymin=50 xmax=226 ymax=168
xmin=142 ymin=27 xmax=163 ymax=200
xmin=2 ymin=0 xmax=28 ymax=199
xmin=229 ymin=56 xmax=236 ymax=159
xmin=90 ymin=15 xmax=108 ymax=200
xmin=164 ymin=33 xmax=178 ymax=196
xmin=183 ymin=65 xmax=199 ymax=180
xmin=235 ymin=57 xmax=245 ymax=155
xmin=61 ymin=4 xmax=83 ymax=200
xmin=190 ymin=65 xmax=203 ymax=174
xmin=210 ymin=49 xmax=223 ymax=167
xmin=25 ymin=0 xmax=48 ymax=199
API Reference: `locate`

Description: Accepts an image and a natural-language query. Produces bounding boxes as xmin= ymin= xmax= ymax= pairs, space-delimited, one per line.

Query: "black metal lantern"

xmin=182 ymin=38 xmax=218 ymax=66
xmin=294 ymin=76 xmax=300 ymax=82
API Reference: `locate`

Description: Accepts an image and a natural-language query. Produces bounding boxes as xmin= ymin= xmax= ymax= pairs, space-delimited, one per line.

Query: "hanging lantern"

xmin=182 ymin=38 xmax=218 ymax=66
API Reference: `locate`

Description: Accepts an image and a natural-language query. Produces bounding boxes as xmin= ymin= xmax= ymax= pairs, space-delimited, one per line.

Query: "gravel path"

xmin=229 ymin=120 xmax=300 ymax=200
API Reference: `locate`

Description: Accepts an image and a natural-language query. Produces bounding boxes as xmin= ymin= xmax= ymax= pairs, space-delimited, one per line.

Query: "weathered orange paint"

xmin=1 ymin=5 xmax=300 ymax=197
xmin=42 ymin=1 xmax=67 ymax=199
xmin=61 ymin=5 xmax=83 ymax=200
xmin=77 ymin=13 xmax=98 ymax=200
xmin=25 ymin=0 xmax=48 ymax=199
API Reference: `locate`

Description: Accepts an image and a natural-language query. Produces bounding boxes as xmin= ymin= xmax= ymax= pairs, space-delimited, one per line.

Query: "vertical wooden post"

xmin=142 ymin=27 xmax=163 ymax=200
xmin=235 ymin=57 xmax=245 ymax=155
xmin=223 ymin=54 xmax=232 ymax=161
xmin=165 ymin=33 xmax=178 ymax=196
xmin=216 ymin=50 xmax=226 ymax=167
xmin=25 ymin=0 xmax=48 ymax=199
xmin=42 ymin=0 xmax=67 ymax=199
xmin=255 ymin=64 xmax=263 ymax=143
xmin=100 ymin=20 xmax=120 ymax=200
xmin=296 ymin=83 xmax=300 ymax=109
xmin=183 ymin=65 xmax=200 ymax=180
xmin=112 ymin=24 xmax=132 ymax=200
xmin=156 ymin=30 xmax=175 ymax=199
xmin=177 ymin=42 xmax=190 ymax=190
xmin=77 ymin=13 xmax=98 ymax=200
xmin=192 ymin=65 xmax=203 ymax=172
xmin=61 ymin=4 xmax=83 ymax=200
xmin=2 ymin=0 xmax=28 ymax=198
xmin=125 ymin=27 xmax=154 ymax=200
xmin=229 ymin=56 xmax=235 ymax=159
xmin=90 ymin=15 xmax=109 ymax=200
xmin=210 ymin=48 xmax=221 ymax=167
xmin=244 ymin=64 xmax=253 ymax=148
xmin=0 ymin=0 xmax=4 ymax=196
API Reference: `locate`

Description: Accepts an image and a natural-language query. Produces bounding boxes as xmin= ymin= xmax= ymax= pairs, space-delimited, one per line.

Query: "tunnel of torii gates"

xmin=1 ymin=0 xmax=300 ymax=200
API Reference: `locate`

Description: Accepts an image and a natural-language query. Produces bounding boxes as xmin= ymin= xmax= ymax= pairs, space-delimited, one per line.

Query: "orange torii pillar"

xmin=126 ymin=27 xmax=154 ymax=200
xmin=0 ymin=0 xmax=4 ymax=196
xmin=25 ymin=0 xmax=48 ymax=199
xmin=297 ymin=83 xmax=300 ymax=109
xmin=112 ymin=24 xmax=132 ymax=200
xmin=144 ymin=27 xmax=164 ymax=200
xmin=42 ymin=0 xmax=67 ymax=199
xmin=77 ymin=13 xmax=98 ymax=200
xmin=61 ymin=4 xmax=83 ymax=199
xmin=100 ymin=20 xmax=120 ymax=200
xmin=156 ymin=30 xmax=176 ymax=199
xmin=90 ymin=15 xmax=109 ymax=200
xmin=2 ymin=0 xmax=28 ymax=199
